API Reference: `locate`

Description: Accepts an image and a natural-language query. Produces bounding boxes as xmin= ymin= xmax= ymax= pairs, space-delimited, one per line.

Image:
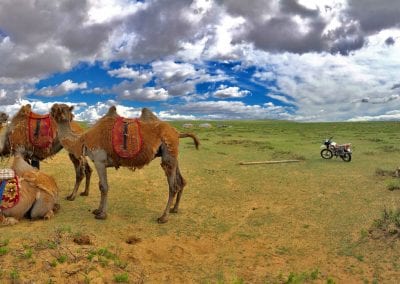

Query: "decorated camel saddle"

xmin=0 ymin=169 xmax=20 ymax=210
xmin=112 ymin=117 xmax=143 ymax=158
xmin=27 ymin=111 xmax=55 ymax=148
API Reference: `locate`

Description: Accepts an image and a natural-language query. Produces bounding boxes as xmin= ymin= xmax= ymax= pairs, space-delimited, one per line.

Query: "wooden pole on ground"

xmin=239 ymin=160 xmax=302 ymax=165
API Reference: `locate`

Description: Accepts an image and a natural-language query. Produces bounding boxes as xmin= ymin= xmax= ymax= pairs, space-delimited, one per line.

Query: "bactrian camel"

xmin=51 ymin=104 xmax=199 ymax=223
xmin=0 ymin=150 xmax=60 ymax=226
xmin=0 ymin=105 xmax=92 ymax=200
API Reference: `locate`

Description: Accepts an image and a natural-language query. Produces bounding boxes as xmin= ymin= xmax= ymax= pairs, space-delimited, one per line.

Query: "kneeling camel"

xmin=1 ymin=151 xmax=59 ymax=225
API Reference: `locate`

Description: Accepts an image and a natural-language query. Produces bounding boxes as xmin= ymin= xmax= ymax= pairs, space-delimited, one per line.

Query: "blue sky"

xmin=1 ymin=0 xmax=400 ymax=122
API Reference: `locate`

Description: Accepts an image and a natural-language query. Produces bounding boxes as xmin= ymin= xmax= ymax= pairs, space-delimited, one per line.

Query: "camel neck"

xmin=0 ymin=123 xmax=8 ymax=154
xmin=57 ymin=122 xmax=80 ymax=144
xmin=12 ymin=154 xmax=35 ymax=176
xmin=55 ymin=120 xmax=85 ymax=158
xmin=57 ymin=121 xmax=79 ymax=140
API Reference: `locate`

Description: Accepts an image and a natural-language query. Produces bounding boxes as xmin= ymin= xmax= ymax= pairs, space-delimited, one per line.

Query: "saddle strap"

xmin=123 ymin=122 xmax=128 ymax=150
xmin=34 ymin=119 xmax=41 ymax=138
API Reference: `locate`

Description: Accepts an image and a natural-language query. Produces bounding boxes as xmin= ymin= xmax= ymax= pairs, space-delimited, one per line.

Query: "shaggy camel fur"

xmin=0 ymin=105 xmax=92 ymax=200
xmin=51 ymin=104 xmax=200 ymax=223
xmin=0 ymin=151 xmax=60 ymax=226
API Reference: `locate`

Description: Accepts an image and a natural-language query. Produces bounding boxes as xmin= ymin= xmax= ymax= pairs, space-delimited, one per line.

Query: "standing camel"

xmin=0 ymin=105 xmax=92 ymax=200
xmin=50 ymin=103 xmax=199 ymax=223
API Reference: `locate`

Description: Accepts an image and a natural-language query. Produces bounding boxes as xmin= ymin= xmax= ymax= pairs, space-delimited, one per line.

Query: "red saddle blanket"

xmin=112 ymin=117 xmax=142 ymax=158
xmin=0 ymin=173 xmax=20 ymax=210
xmin=27 ymin=112 xmax=55 ymax=148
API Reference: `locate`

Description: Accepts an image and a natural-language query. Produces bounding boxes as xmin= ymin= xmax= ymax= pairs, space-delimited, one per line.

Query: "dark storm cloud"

xmin=0 ymin=0 xmax=89 ymax=46
xmin=219 ymin=0 xmax=400 ymax=55
xmin=346 ymin=0 xmax=400 ymax=33
xmin=279 ymin=0 xmax=319 ymax=17
xmin=60 ymin=22 xmax=114 ymax=56
xmin=222 ymin=0 xmax=330 ymax=54
xmin=385 ymin=37 xmax=395 ymax=46
xmin=245 ymin=15 xmax=327 ymax=54
xmin=216 ymin=0 xmax=274 ymax=21
xmin=120 ymin=0 xmax=219 ymax=62
xmin=0 ymin=0 xmax=116 ymax=80
xmin=391 ymin=83 xmax=400 ymax=90
xmin=325 ymin=21 xmax=365 ymax=55
xmin=0 ymin=45 xmax=68 ymax=79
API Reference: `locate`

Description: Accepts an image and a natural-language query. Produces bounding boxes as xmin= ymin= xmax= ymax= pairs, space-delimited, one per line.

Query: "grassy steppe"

xmin=1 ymin=120 xmax=400 ymax=283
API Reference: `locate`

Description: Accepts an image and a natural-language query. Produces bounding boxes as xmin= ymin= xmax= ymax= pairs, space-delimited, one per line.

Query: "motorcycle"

xmin=320 ymin=137 xmax=352 ymax=162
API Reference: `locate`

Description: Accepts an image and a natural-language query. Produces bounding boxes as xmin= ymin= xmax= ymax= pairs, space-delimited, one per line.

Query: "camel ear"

xmin=69 ymin=106 xmax=74 ymax=112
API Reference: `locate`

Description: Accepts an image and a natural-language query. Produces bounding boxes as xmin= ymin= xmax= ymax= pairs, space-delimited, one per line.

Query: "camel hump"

xmin=105 ymin=106 xmax=118 ymax=117
xmin=14 ymin=104 xmax=32 ymax=117
xmin=140 ymin=108 xmax=159 ymax=122
xmin=22 ymin=171 xmax=59 ymax=198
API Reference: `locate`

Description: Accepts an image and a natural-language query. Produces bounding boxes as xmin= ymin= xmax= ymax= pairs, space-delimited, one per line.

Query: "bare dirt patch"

xmin=73 ymin=234 xmax=92 ymax=245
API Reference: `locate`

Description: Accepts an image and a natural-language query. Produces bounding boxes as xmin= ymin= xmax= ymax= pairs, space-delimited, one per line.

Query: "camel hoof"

xmin=80 ymin=192 xmax=89 ymax=196
xmin=53 ymin=204 xmax=61 ymax=213
xmin=92 ymin=209 xmax=101 ymax=215
xmin=66 ymin=195 xmax=76 ymax=201
xmin=169 ymin=208 xmax=178 ymax=214
xmin=2 ymin=217 xmax=19 ymax=226
xmin=44 ymin=210 xmax=54 ymax=220
xmin=157 ymin=216 xmax=168 ymax=224
xmin=94 ymin=212 xmax=107 ymax=220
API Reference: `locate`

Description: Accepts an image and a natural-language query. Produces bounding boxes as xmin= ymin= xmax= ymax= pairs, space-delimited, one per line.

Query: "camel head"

xmin=50 ymin=104 xmax=75 ymax=123
xmin=0 ymin=112 xmax=8 ymax=124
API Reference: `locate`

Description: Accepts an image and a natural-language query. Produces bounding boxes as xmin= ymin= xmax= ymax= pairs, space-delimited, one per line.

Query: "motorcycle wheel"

xmin=341 ymin=153 xmax=352 ymax=162
xmin=320 ymin=149 xmax=333 ymax=159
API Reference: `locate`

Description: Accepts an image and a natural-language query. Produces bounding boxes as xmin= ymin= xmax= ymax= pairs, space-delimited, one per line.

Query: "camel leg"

xmin=53 ymin=203 xmax=61 ymax=213
xmin=170 ymin=165 xmax=186 ymax=214
xmin=81 ymin=159 xmax=93 ymax=196
xmin=66 ymin=153 xmax=86 ymax=200
xmin=30 ymin=196 xmax=55 ymax=220
xmin=158 ymin=144 xmax=179 ymax=223
xmin=0 ymin=214 xmax=19 ymax=226
xmin=30 ymin=158 xmax=40 ymax=169
xmin=92 ymin=161 xmax=108 ymax=220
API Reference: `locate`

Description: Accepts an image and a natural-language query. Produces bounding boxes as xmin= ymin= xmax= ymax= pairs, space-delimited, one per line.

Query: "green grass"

xmin=56 ymin=255 xmax=68 ymax=264
xmin=0 ymin=246 xmax=9 ymax=256
xmin=113 ymin=272 xmax=129 ymax=283
xmin=373 ymin=207 xmax=400 ymax=232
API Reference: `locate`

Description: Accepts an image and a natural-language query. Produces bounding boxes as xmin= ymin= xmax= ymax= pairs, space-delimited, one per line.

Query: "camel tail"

xmin=179 ymin=133 xmax=200 ymax=149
